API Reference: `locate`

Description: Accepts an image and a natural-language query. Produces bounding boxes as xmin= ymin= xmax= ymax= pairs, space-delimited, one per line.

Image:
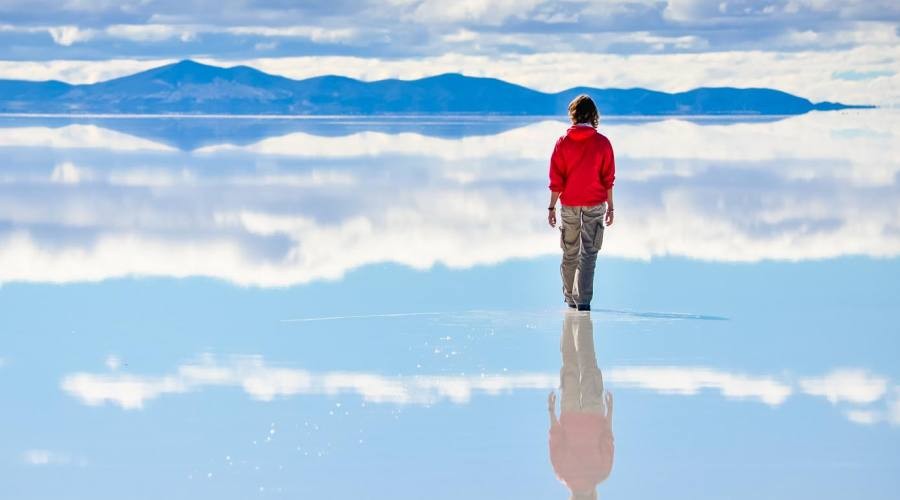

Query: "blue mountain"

xmin=0 ymin=59 xmax=870 ymax=115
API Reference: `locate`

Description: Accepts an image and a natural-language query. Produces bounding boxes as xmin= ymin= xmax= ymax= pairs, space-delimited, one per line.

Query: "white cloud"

xmin=50 ymin=161 xmax=85 ymax=184
xmin=800 ymin=369 xmax=889 ymax=404
xmin=840 ymin=386 xmax=900 ymax=425
xmin=407 ymin=0 xmax=545 ymax=25
xmin=104 ymin=24 xmax=196 ymax=42
xmin=194 ymin=111 xmax=900 ymax=186
xmin=0 ymin=125 xmax=174 ymax=151
xmin=845 ymin=409 xmax=880 ymax=425
xmin=608 ymin=366 xmax=793 ymax=406
xmin=663 ymin=0 xmax=719 ymax=21
xmin=62 ymin=353 xmax=895 ymax=424
xmin=59 ymin=354 xmax=794 ymax=409
xmin=62 ymin=372 xmax=188 ymax=410
xmin=774 ymin=22 xmax=900 ymax=49
xmin=442 ymin=29 xmax=479 ymax=43
xmin=0 ymin=59 xmax=174 ymax=85
xmin=619 ymin=31 xmax=709 ymax=50
xmin=46 ymin=25 xmax=96 ymax=46
xmin=0 ymin=111 xmax=898 ymax=286
xmin=224 ymin=26 xmax=359 ymax=43
xmin=22 ymin=449 xmax=83 ymax=466
xmin=61 ymin=354 xmax=559 ymax=409
xmin=194 ymin=126 xmax=560 ymax=161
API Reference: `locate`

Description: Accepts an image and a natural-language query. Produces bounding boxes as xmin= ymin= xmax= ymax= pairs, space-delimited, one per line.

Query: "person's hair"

xmin=568 ymin=94 xmax=599 ymax=128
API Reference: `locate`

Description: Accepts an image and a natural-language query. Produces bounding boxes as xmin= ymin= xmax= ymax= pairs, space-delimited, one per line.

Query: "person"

xmin=547 ymin=311 xmax=615 ymax=500
xmin=547 ymin=95 xmax=616 ymax=311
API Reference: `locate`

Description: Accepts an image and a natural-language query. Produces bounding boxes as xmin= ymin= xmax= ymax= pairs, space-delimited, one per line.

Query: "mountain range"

xmin=0 ymin=59 xmax=869 ymax=115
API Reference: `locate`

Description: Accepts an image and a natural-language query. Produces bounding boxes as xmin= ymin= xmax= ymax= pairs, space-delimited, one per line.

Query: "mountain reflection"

xmin=0 ymin=114 xmax=793 ymax=151
xmin=549 ymin=311 xmax=614 ymax=499
xmin=0 ymin=110 xmax=897 ymax=286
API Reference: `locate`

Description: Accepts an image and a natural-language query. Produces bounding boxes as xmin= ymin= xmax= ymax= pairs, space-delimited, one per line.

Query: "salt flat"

xmin=0 ymin=111 xmax=898 ymax=499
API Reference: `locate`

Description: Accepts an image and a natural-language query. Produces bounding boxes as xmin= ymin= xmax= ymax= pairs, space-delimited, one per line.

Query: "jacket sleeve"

xmin=601 ymin=138 xmax=615 ymax=190
xmin=548 ymin=138 xmax=566 ymax=193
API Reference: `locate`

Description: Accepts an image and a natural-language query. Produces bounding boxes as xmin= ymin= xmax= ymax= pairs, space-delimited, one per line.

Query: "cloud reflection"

xmin=1 ymin=111 xmax=898 ymax=286
xmin=60 ymin=354 xmax=896 ymax=425
xmin=799 ymin=369 xmax=888 ymax=405
xmin=21 ymin=449 xmax=85 ymax=466
xmin=0 ymin=124 xmax=174 ymax=151
xmin=61 ymin=354 xmax=558 ymax=409
xmin=608 ymin=366 xmax=792 ymax=406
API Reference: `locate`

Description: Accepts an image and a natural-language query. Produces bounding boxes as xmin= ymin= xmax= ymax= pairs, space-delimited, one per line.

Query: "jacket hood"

xmin=566 ymin=124 xmax=597 ymax=141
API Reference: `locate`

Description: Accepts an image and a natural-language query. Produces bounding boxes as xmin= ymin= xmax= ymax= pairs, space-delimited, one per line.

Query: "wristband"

xmin=548 ymin=206 xmax=555 ymax=210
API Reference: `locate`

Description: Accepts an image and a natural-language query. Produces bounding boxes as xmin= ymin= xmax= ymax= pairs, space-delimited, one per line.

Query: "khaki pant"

xmin=560 ymin=311 xmax=609 ymax=415
xmin=559 ymin=202 xmax=607 ymax=307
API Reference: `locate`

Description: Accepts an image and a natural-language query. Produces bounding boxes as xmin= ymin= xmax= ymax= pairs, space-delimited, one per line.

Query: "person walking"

xmin=547 ymin=94 xmax=616 ymax=311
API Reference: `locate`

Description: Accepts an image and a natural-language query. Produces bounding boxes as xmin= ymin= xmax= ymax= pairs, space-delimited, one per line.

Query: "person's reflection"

xmin=548 ymin=310 xmax=614 ymax=499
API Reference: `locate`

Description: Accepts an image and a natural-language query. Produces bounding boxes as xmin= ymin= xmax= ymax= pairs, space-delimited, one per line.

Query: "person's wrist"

xmin=548 ymin=206 xmax=556 ymax=210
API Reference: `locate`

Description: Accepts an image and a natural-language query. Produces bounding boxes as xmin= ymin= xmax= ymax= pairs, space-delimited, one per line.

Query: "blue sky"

xmin=0 ymin=0 xmax=898 ymax=104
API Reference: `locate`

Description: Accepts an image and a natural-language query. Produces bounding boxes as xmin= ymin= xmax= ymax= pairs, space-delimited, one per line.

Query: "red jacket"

xmin=549 ymin=412 xmax=614 ymax=492
xmin=548 ymin=125 xmax=615 ymax=206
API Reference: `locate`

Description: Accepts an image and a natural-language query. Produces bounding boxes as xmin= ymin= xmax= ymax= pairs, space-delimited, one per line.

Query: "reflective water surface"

xmin=1 ymin=110 xmax=898 ymax=499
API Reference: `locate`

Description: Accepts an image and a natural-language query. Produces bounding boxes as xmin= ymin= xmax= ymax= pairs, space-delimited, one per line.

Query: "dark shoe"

xmin=576 ymin=304 xmax=591 ymax=311
xmin=567 ymin=303 xmax=576 ymax=309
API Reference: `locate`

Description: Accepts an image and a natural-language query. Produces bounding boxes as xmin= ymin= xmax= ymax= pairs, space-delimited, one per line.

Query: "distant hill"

xmin=0 ymin=59 xmax=871 ymax=115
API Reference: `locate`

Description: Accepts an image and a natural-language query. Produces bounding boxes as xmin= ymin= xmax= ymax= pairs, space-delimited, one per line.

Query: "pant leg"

xmin=559 ymin=311 xmax=580 ymax=413
xmin=559 ymin=205 xmax=582 ymax=307
xmin=574 ymin=202 xmax=607 ymax=306
xmin=573 ymin=312 xmax=606 ymax=413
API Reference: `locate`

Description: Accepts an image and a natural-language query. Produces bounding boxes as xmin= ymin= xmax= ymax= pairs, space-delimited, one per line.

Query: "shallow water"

xmin=1 ymin=110 xmax=898 ymax=499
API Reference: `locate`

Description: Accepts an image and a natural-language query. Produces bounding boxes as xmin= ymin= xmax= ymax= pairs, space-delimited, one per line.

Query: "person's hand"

xmin=548 ymin=208 xmax=557 ymax=228
xmin=548 ymin=391 xmax=557 ymax=410
xmin=605 ymin=206 xmax=614 ymax=227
